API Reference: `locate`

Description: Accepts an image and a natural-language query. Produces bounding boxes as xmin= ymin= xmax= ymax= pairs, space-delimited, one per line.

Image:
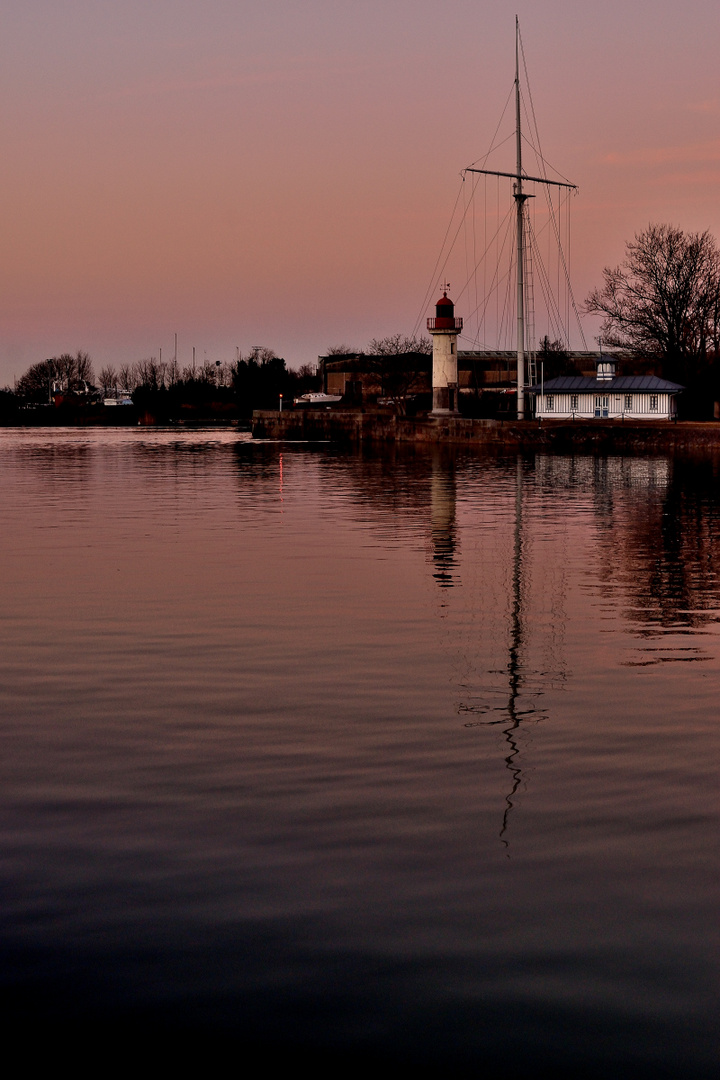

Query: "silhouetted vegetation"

xmin=326 ymin=344 xmax=357 ymax=356
xmin=537 ymin=336 xmax=579 ymax=379
xmin=16 ymin=352 xmax=95 ymax=404
xmin=0 ymin=388 xmax=19 ymax=424
xmin=367 ymin=333 xmax=432 ymax=357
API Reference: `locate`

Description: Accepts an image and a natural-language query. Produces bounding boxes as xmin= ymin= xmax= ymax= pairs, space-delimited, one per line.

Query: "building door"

xmin=594 ymin=395 xmax=609 ymax=418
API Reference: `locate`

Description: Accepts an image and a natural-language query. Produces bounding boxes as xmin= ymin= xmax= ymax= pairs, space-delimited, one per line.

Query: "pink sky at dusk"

xmin=1 ymin=0 xmax=719 ymax=383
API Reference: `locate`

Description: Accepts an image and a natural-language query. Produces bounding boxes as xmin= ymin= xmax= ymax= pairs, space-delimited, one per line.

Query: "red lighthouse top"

xmin=427 ymin=291 xmax=463 ymax=332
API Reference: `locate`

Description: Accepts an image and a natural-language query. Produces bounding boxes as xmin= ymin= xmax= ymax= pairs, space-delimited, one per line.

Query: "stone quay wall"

xmin=252 ymin=410 xmax=720 ymax=452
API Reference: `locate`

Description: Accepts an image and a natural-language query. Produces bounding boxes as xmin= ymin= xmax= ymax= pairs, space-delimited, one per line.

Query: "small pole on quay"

xmin=540 ymin=361 xmax=544 ymax=423
xmin=279 ymin=393 xmax=283 ymax=413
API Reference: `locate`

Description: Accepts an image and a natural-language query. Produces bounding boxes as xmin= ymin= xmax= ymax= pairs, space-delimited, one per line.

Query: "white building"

xmin=528 ymin=358 xmax=683 ymax=420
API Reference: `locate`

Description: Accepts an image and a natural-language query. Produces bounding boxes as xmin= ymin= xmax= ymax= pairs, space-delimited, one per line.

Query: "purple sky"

xmin=1 ymin=0 xmax=718 ymax=382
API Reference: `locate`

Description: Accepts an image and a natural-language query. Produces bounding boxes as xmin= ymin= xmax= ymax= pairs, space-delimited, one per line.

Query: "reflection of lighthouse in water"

xmin=429 ymin=451 xmax=459 ymax=589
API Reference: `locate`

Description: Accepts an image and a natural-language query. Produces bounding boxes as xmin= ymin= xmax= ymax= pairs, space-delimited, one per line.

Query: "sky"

xmin=1 ymin=0 xmax=719 ymax=383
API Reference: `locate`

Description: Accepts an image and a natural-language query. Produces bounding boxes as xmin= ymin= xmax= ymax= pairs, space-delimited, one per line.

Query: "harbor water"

xmin=0 ymin=428 xmax=717 ymax=1075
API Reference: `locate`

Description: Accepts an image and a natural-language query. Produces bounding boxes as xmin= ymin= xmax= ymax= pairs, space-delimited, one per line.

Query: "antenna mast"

xmin=464 ymin=18 xmax=577 ymax=420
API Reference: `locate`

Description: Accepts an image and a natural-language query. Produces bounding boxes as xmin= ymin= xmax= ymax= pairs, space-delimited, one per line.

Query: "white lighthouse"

xmin=427 ymin=290 xmax=463 ymax=415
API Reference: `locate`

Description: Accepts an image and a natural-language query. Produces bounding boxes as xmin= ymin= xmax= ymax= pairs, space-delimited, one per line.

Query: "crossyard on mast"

xmin=464 ymin=18 xmax=577 ymax=419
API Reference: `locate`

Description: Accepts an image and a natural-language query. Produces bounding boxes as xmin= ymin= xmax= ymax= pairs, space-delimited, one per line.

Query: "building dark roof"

xmin=527 ymin=375 xmax=684 ymax=393
xmin=458 ymin=350 xmax=630 ymax=360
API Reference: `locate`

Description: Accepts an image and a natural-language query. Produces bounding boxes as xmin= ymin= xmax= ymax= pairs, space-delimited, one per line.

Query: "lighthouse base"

xmin=431 ymin=385 xmax=459 ymax=415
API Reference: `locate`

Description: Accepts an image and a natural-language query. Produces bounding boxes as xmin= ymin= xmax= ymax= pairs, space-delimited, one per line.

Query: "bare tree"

xmin=118 ymin=364 xmax=134 ymax=391
xmin=364 ymin=334 xmax=432 ymax=411
xmin=99 ymin=365 xmax=117 ymax=394
xmin=246 ymin=345 xmax=278 ymax=364
xmin=54 ymin=351 xmax=94 ymax=391
xmin=15 ymin=351 xmax=96 ymax=402
xmin=197 ymin=360 xmax=219 ymax=385
xmin=74 ymin=351 xmax=94 ymax=384
xmin=585 ymin=224 xmax=720 ymax=381
xmin=135 ymin=357 xmax=168 ymax=390
xmin=326 ymin=344 xmax=357 ymax=356
xmin=15 ymin=360 xmax=56 ymax=403
xmin=367 ymin=333 xmax=432 ymax=356
xmin=219 ymin=363 xmax=235 ymax=387
xmin=537 ymin=336 xmax=578 ymax=380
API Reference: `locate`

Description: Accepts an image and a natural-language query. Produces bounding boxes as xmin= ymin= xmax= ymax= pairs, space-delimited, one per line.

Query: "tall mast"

xmin=514 ymin=17 xmax=526 ymax=419
xmin=464 ymin=20 xmax=577 ymax=420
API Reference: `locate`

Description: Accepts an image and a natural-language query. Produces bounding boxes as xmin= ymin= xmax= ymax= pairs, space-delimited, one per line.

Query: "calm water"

xmin=0 ymin=428 xmax=717 ymax=1074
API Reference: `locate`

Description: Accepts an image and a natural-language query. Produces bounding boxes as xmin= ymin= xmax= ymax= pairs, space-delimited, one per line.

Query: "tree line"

xmin=5 ymin=347 xmax=321 ymax=421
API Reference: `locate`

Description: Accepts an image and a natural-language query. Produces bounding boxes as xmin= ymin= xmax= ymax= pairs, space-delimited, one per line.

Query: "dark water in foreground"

xmin=0 ymin=429 xmax=717 ymax=1074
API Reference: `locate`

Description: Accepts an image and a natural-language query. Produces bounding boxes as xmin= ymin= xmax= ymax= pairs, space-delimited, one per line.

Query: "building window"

xmin=624 ymin=394 xmax=632 ymax=410
xmin=649 ymin=394 xmax=658 ymax=412
xmin=570 ymin=394 xmax=578 ymax=411
xmin=545 ymin=395 xmax=554 ymax=411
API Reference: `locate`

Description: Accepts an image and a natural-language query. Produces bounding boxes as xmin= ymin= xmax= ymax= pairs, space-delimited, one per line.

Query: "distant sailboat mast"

xmin=465 ymin=17 xmax=577 ymax=419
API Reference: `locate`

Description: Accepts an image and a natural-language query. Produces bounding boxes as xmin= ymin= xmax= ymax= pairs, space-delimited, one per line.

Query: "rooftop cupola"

xmin=595 ymin=356 xmax=616 ymax=382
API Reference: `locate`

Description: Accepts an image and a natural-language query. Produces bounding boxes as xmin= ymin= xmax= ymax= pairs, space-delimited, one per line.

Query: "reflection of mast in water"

xmin=427 ymin=452 xmax=562 ymax=852
xmin=458 ymin=455 xmax=556 ymax=851
xmin=429 ymin=451 xmax=459 ymax=591
xmin=500 ymin=456 xmax=526 ymax=848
